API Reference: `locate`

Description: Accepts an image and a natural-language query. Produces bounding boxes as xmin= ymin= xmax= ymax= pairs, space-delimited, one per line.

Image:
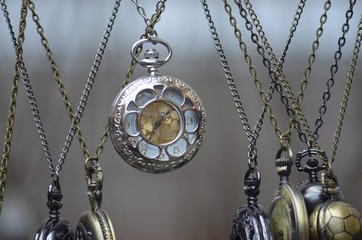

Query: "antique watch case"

xmin=296 ymin=148 xmax=344 ymax=216
xmin=309 ymin=173 xmax=362 ymax=240
xmin=230 ymin=168 xmax=272 ymax=240
xmin=269 ymin=146 xmax=309 ymax=240
xmin=109 ymin=38 xmax=206 ymax=173
xmin=34 ymin=178 xmax=74 ymax=240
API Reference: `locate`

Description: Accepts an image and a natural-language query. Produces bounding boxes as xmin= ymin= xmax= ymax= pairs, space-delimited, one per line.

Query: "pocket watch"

xmin=34 ymin=177 xmax=74 ymax=240
xmin=76 ymin=158 xmax=116 ymax=240
xmin=309 ymin=173 xmax=362 ymax=240
xmin=230 ymin=168 xmax=272 ymax=240
xmin=269 ymin=146 xmax=309 ymax=240
xmin=296 ymin=148 xmax=345 ymax=217
xmin=109 ymin=37 xmax=206 ymax=173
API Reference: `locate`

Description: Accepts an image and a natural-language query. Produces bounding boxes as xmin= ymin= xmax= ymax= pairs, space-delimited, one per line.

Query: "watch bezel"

xmin=109 ymin=74 xmax=206 ymax=173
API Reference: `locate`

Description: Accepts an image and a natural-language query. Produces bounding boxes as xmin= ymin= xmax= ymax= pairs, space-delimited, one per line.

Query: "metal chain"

xmin=58 ymin=0 xmax=122 ymax=170
xmin=0 ymin=0 xmax=25 ymax=215
xmin=201 ymin=0 xmax=257 ymax=169
xmin=122 ymin=0 xmax=167 ymax=87
xmin=242 ymin=0 xmax=358 ymax=165
xmin=241 ymin=0 xmax=328 ymax=157
xmin=22 ymin=0 xmax=124 ymax=176
xmin=223 ymin=0 xmax=294 ymax=146
xmin=314 ymin=0 xmax=357 ymax=141
xmin=26 ymin=0 xmax=91 ymax=163
xmin=329 ymin=15 xmax=362 ymax=176
xmin=235 ymin=0 xmax=309 ymax=147
xmin=233 ymin=0 xmax=308 ymax=150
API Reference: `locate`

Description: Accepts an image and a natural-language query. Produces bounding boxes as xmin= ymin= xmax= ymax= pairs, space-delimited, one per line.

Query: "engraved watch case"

xmin=34 ymin=177 xmax=74 ymax=240
xmin=269 ymin=147 xmax=309 ymax=240
xmin=230 ymin=168 xmax=272 ymax=240
xmin=109 ymin=38 xmax=206 ymax=173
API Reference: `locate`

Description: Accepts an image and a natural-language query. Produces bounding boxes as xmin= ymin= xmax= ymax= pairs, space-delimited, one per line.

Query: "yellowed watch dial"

xmin=140 ymin=101 xmax=180 ymax=145
xmin=270 ymin=197 xmax=292 ymax=240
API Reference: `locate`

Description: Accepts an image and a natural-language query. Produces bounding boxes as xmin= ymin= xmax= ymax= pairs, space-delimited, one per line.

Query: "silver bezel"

xmin=109 ymin=74 xmax=206 ymax=173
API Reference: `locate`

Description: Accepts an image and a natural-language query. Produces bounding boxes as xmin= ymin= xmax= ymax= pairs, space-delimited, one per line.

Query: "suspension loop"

xmin=131 ymin=37 xmax=172 ymax=69
xmin=84 ymin=157 xmax=103 ymax=208
xmin=279 ymin=132 xmax=291 ymax=149
xmin=243 ymin=167 xmax=261 ymax=205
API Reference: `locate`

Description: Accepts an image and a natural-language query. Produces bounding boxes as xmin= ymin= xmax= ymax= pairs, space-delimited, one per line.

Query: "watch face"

xmin=269 ymin=184 xmax=309 ymax=240
xmin=109 ymin=75 xmax=206 ymax=173
xmin=270 ymin=196 xmax=292 ymax=240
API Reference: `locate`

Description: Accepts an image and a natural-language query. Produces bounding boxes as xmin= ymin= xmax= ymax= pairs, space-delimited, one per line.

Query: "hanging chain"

xmin=57 ymin=0 xmax=122 ymax=169
xmin=233 ymin=0 xmax=308 ymax=149
xmin=329 ymin=15 xmax=362 ymax=176
xmin=314 ymin=0 xmax=357 ymax=141
xmin=0 ymin=0 xmax=26 ymax=215
xmin=241 ymin=0 xmax=329 ymax=157
xmin=223 ymin=0 xmax=294 ymax=146
xmin=242 ymin=0 xmax=359 ymax=167
xmin=122 ymin=0 xmax=167 ymax=87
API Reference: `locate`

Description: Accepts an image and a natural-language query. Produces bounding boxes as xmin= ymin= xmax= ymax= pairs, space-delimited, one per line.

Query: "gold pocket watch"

xmin=309 ymin=173 xmax=362 ymax=240
xmin=269 ymin=146 xmax=309 ymax=240
xmin=76 ymin=158 xmax=116 ymax=240
xmin=109 ymin=37 xmax=206 ymax=173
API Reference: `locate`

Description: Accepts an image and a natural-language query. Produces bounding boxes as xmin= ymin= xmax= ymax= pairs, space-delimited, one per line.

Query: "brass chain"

xmin=27 ymin=0 xmax=91 ymax=159
xmin=242 ymin=0 xmax=329 ymax=155
xmin=329 ymin=15 xmax=362 ymax=175
xmin=0 ymin=0 xmax=27 ymax=215
xmin=26 ymin=0 xmax=166 ymax=164
xmin=223 ymin=0 xmax=293 ymax=145
xmin=242 ymin=0 xmax=360 ymax=170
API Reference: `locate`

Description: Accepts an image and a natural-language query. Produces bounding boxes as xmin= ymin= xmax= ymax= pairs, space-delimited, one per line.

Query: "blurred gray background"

xmin=1 ymin=1 xmax=362 ymax=239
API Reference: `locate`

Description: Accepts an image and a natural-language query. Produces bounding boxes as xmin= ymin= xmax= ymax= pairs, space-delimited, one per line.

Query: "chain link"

xmin=58 ymin=0 xmax=122 ymax=169
xmin=234 ymin=0 xmax=308 ymax=149
xmin=241 ymin=0 xmax=328 ymax=158
xmin=0 ymin=0 xmax=26 ymax=215
xmin=329 ymin=15 xmax=362 ymax=175
xmin=314 ymin=0 xmax=357 ymax=141
xmin=242 ymin=0 xmax=360 ymax=168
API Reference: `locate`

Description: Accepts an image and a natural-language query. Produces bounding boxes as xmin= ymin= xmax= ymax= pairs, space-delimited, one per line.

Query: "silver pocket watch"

xmin=109 ymin=37 xmax=206 ymax=173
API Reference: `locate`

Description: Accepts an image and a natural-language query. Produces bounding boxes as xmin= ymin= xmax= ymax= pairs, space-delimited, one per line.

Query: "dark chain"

xmin=329 ymin=14 xmax=362 ymax=174
xmin=314 ymin=0 xmax=357 ymax=141
xmin=234 ymin=0 xmax=309 ymax=147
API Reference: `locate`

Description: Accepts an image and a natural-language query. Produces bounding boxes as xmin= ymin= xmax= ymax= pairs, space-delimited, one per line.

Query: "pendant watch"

xmin=269 ymin=146 xmax=309 ymax=240
xmin=109 ymin=37 xmax=206 ymax=173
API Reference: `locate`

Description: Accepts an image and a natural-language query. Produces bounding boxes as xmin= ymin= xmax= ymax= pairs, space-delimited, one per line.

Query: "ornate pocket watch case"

xmin=76 ymin=158 xmax=116 ymax=240
xmin=296 ymin=148 xmax=345 ymax=216
xmin=230 ymin=168 xmax=272 ymax=240
xmin=109 ymin=38 xmax=206 ymax=173
xmin=76 ymin=208 xmax=115 ymax=240
xmin=269 ymin=147 xmax=309 ymax=240
xmin=231 ymin=203 xmax=272 ymax=240
xmin=309 ymin=173 xmax=362 ymax=240
xmin=35 ymin=178 xmax=74 ymax=240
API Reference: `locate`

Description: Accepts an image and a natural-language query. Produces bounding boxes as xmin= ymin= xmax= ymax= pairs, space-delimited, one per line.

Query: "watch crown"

xmin=145 ymin=48 xmax=160 ymax=60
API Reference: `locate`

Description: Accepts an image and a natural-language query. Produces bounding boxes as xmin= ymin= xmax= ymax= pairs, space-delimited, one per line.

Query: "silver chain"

xmin=57 ymin=0 xmax=122 ymax=173
xmin=3 ymin=0 xmax=122 ymax=176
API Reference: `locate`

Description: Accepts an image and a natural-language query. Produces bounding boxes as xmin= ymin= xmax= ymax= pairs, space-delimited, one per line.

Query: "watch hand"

xmin=149 ymin=108 xmax=172 ymax=140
